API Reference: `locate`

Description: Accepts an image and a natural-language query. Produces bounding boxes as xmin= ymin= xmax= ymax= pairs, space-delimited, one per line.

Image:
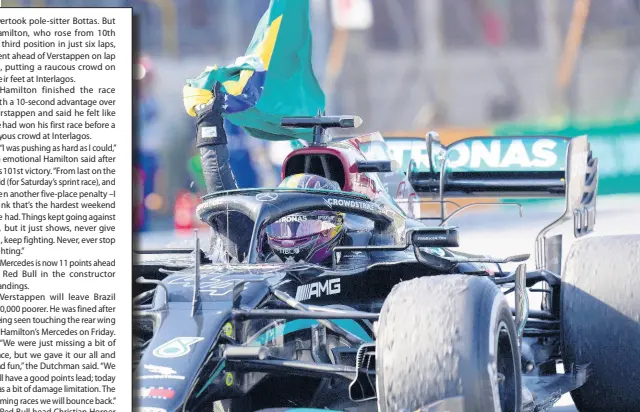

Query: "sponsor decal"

xmin=138 ymin=364 xmax=185 ymax=381
xmin=153 ymin=337 xmax=204 ymax=358
xmin=138 ymin=387 xmax=176 ymax=400
xmin=414 ymin=234 xmax=449 ymax=242
xmin=168 ymin=274 xmax=237 ymax=296
xmin=225 ymin=372 xmax=234 ymax=386
xmin=447 ymin=138 xmax=561 ymax=170
xmin=295 ymin=278 xmax=341 ymax=301
xmin=256 ymin=192 xmax=278 ymax=202
xmin=144 ymin=364 xmax=177 ymax=375
xmin=323 ymin=198 xmax=379 ymax=212
xmin=276 ymin=214 xmax=308 ymax=223
xmin=339 ymin=250 xmax=370 ymax=264
xmin=201 ymin=126 xmax=217 ymax=138
xmin=386 ymin=137 xmax=567 ymax=173
xmin=273 ymin=243 xmax=303 ymax=255
xmin=319 ymin=213 xmax=340 ymax=221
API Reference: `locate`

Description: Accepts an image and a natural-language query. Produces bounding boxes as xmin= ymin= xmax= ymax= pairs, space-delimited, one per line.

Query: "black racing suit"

xmin=194 ymin=82 xmax=238 ymax=193
xmin=194 ymin=83 xmax=250 ymax=261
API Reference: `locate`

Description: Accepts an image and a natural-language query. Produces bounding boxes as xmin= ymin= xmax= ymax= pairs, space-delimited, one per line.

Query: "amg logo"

xmin=295 ymin=278 xmax=341 ymax=301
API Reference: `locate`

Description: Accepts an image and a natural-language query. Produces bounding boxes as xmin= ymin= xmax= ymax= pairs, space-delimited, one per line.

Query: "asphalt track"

xmin=137 ymin=194 xmax=640 ymax=411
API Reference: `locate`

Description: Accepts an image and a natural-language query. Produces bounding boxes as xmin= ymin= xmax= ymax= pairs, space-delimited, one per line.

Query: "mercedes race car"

xmin=133 ymin=115 xmax=640 ymax=412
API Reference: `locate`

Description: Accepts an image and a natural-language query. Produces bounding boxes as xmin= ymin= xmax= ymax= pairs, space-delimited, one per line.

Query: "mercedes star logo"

xmin=256 ymin=192 xmax=278 ymax=202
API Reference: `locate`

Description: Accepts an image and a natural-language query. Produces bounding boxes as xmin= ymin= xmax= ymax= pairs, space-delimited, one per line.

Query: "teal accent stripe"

xmin=249 ymin=319 xmax=373 ymax=346
xmin=198 ymin=320 xmax=372 ymax=397
xmin=197 ymin=359 xmax=226 ymax=398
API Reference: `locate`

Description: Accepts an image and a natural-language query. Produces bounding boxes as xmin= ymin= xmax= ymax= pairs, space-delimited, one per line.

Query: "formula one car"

xmin=133 ymin=115 xmax=640 ymax=412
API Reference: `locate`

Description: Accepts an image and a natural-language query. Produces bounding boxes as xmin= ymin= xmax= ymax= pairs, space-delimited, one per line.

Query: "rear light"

xmin=174 ymin=191 xmax=199 ymax=231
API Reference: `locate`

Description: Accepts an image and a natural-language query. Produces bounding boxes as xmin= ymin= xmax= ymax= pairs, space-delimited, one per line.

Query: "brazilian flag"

xmin=183 ymin=0 xmax=325 ymax=142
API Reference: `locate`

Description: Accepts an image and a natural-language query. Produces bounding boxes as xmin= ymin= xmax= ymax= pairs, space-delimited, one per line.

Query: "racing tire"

xmin=561 ymin=235 xmax=640 ymax=412
xmin=376 ymin=275 xmax=522 ymax=412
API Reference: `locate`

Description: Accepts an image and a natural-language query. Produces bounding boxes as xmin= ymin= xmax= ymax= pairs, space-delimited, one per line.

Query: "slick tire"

xmin=561 ymin=235 xmax=640 ymax=412
xmin=376 ymin=275 xmax=521 ymax=412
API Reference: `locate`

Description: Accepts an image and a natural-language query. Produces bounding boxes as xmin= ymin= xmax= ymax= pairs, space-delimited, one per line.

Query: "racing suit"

xmin=194 ymin=83 xmax=251 ymax=261
xmin=194 ymin=82 xmax=238 ymax=193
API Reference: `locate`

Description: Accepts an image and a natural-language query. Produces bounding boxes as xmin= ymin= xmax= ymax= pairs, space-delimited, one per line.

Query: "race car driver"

xmin=262 ymin=174 xmax=346 ymax=266
xmin=261 ymin=173 xmax=374 ymax=266
xmin=194 ymin=87 xmax=367 ymax=266
xmin=193 ymin=93 xmax=355 ymax=265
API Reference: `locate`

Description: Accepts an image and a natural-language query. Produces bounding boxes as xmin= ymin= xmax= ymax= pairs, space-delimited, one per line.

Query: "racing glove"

xmin=194 ymin=82 xmax=238 ymax=193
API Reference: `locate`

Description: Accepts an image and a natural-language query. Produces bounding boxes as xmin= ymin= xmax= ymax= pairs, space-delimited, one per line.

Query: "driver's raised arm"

xmin=194 ymin=82 xmax=239 ymax=194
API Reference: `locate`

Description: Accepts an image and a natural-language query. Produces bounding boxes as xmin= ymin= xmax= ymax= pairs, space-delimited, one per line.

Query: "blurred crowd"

xmin=132 ymin=54 xmax=283 ymax=231
xmin=121 ymin=0 xmax=639 ymax=231
xmin=7 ymin=0 xmax=636 ymax=230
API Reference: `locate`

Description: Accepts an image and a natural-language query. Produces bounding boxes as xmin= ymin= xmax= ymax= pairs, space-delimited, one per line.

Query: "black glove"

xmin=194 ymin=81 xmax=238 ymax=193
xmin=195 ymin=82 xmax=228 ymax=148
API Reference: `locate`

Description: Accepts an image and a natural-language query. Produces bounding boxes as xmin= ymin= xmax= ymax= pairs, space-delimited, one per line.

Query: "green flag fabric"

xmin=182 ymin=0 xmax=325 ymax=142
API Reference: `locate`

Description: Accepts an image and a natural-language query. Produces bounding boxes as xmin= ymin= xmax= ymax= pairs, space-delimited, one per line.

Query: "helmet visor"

xmin=266 ymin=214 xmax=340 ymax=240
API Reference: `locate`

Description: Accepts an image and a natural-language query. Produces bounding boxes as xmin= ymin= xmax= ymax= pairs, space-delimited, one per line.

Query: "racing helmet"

xmin=266 ymin=174 xmax=344 ymax=264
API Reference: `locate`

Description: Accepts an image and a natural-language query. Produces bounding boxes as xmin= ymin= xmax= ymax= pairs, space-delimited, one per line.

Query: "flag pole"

xmin=556 ymin=0 xmax=590 ymax=113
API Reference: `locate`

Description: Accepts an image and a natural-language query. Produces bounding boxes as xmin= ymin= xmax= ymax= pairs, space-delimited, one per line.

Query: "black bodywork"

xmin=134 ymin=189 xmax=476 ymax=411
xmin=133 ymin=119 xmax=598 ymax=412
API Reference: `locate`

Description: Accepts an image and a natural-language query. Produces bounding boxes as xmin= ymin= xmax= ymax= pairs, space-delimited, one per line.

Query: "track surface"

xmin=137 ymin=195 xmax=640 ymax=411
xmin=445 ymin=195 xmax=639 ymax=412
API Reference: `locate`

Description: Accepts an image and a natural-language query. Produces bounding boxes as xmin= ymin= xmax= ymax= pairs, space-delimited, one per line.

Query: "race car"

xmin=133 ymin=115 xmax=639 ymax=412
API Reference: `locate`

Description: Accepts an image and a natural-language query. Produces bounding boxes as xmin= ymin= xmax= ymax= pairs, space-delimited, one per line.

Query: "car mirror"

xmin=503 ymin=254 xmax=530 ymax=263
xmin=411 ymin=228 xmax=459 ymax=247
xmin=356 ymin=160 xmax=392 ymax=173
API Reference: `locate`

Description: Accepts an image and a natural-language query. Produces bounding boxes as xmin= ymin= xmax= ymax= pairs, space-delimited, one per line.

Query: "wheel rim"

xmin=496 ymin=321 xmax=517 ymax=412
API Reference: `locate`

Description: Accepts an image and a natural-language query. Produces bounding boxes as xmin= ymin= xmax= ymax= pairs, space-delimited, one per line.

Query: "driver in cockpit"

xmin=262 ymin=174 xmax=347 ymax=266
xmin=193 ymin=85 xmax=354 ymax=265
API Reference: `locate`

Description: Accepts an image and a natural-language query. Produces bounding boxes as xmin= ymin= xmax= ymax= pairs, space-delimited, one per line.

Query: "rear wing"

xmin=387 ymin=134 xmax=598 ymax=266
xmin=408 ymin=135 xmax=575 ymax=198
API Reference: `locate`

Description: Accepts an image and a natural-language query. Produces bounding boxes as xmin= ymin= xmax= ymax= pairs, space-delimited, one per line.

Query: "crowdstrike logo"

xmin=323 ymin=198 xmax=378 ymax=212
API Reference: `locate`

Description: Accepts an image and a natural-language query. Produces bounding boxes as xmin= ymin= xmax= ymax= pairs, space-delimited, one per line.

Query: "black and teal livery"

xmin=132 ymin=187 xmax=494 ymax=411
xmin=131 ymin=117 xmax=640 ymax=412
